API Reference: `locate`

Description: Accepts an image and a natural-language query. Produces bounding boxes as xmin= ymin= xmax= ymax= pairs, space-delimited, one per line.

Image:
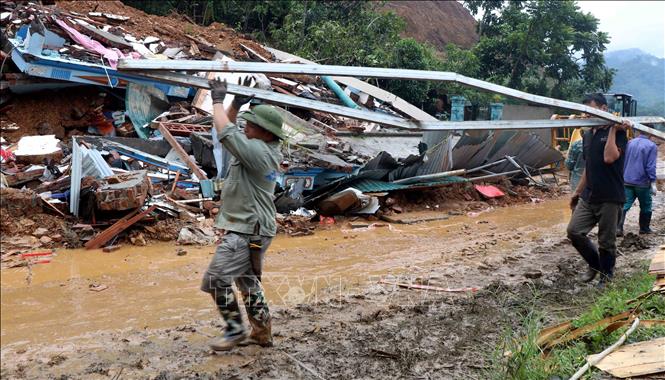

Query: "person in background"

xmin=565 ymin=133 xmax=585 ymax=191
xmin=106 ymin=150 xmax=131 ymax=171
xmin=617 ymin=133 xmax=657 ymax=235
xmin=567 ymin=93 xmax=632 ymax=288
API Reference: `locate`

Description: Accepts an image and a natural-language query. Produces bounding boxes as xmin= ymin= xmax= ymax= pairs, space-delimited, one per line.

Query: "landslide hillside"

xmin=382 ymin=1 xmax=478 ymax=50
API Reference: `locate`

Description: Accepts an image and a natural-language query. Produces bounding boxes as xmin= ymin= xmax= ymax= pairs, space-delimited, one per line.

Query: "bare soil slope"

xmin=382 ymin=1 xmax=478 ymax=50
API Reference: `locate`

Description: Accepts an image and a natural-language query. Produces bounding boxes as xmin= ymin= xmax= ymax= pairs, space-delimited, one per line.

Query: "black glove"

xmin=232 ymin=76 xmax=256 ymax=108
xmin=209 ymin=78 xmax=228 ymax=104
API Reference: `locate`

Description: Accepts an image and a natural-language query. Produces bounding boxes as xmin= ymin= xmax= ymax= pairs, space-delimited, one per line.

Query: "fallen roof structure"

xmin=118 ymin=59 xmax=665 ymax=140
xmin=119 ymin=71 xmax=665 ymax=135
xmin=6 ymin=25 xmax=192 ymax=98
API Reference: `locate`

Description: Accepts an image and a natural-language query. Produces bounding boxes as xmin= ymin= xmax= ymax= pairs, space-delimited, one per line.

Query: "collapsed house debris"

xmin=2 ymin=0 xmax=664 ymax=262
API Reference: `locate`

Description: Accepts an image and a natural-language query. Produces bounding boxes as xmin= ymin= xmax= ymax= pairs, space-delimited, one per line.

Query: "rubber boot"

xmin=597 ymin=249 xmax=616 ymax=289
xmin=239 ymin=290 xmax=273 ymax=347
xmin=569 ymin=235 xmax=600 ymax=281
xmin=639 ymin=212 xmax=653 ymax=234
xmin=579 ymin=267 xmax=597 ymax=283
xmin=210 ymin=287 xmax=247 ymax=352
xmin=616 ymin=210 xmax=626 ymax=237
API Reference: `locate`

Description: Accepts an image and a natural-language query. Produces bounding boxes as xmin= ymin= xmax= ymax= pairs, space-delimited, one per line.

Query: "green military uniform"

xmin=214 ymin=123 xmax=281 ymax=236
xmin=201 ymin=117 xmax=282 ymax=346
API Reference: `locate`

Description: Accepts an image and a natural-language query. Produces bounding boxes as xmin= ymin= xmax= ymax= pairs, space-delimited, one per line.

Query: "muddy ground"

xmin=1 ymin=194 xmax=663 ymax=379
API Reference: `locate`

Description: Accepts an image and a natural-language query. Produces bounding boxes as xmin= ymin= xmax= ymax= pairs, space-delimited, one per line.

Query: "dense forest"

xmin=123 ymin=0 xmax=616 ymax=111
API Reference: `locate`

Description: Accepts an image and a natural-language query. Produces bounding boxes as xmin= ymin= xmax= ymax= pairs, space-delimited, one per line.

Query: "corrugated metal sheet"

xmin=418 ymin=133 xmax=455 ymax=175
xmin=446 ymin=130 xmax=562 ymax=173
xmin=69 ymin=139 xmax=82 ymax=216
xmin=353 ymin=179 xmax=408 ymax=192
xmin=407 ymin=176 xmax=467 ymax=189
xmin=482 ymin=132 xmax=562 ymax=172
xmin=81 ymin=146 xmax=114 ymax=178
xmin=450 ymin=132 xmax=493 ymax=170
xmin=352 ymin=176 xmax=467 ymax=193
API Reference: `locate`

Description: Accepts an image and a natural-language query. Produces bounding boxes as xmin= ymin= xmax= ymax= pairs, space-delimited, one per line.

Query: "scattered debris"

xmin=570 ymin=317 xmax=641 ymax=380
xmin=102 ymin=245 xmax=121 ymax=253
xmin=89 ymin=283 xmax=109 ymax=292
xmin=379 ymin=279 xmax=479 ymax=293
xmin=176 ymin=226 xmax=216 ymax=245
xmin=0 ymin=0 xmax=571 ymax=254
xmin=84 ymin=205 xmax=157 ymax=249
xmin=474 ymin=184 xmax=505 ymax=199
xmin=589 ymin=337 xmax=665 ymax=378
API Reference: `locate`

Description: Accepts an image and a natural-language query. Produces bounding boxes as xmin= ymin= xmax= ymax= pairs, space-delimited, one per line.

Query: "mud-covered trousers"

xmin=566 ymin=198 xmax=622 ymax=278
xmin=201 ymin=232 xmax=272 ymax=336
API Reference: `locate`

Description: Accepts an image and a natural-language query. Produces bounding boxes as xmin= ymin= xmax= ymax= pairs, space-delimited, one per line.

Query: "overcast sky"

xmin=577 ymin=1 xmax=664 ymax=58
xmin=463 ymin=1 xmax=665 ymax=58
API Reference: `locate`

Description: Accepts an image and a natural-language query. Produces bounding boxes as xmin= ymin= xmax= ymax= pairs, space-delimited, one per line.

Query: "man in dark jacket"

xmin=567 ymin=93 xmax=632 ymax=288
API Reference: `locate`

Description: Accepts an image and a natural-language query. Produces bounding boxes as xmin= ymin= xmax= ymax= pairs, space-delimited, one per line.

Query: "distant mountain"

xmin=605 ymin=49 xmax=664 ymax=116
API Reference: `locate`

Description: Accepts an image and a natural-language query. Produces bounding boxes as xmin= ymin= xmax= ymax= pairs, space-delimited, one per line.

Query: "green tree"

xmin=271 ymin=1 xmax=405 ymax=67
xmin=380 ymin=38 xmax=434 ymax=107
xmin=464 ymin=0 xmax=614 ymax=100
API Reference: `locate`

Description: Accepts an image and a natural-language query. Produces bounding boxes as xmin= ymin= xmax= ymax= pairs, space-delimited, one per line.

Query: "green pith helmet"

xmin=239 ymin=105 xmax=286 ymax=140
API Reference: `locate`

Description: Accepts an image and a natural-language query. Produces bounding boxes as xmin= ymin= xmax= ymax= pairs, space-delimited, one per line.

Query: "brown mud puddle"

xmin=1 ymin=199 xmax=570 ymax=348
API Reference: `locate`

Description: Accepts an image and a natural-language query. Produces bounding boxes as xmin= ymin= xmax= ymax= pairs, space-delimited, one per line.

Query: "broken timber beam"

xmin=153 ymin=121 xmax=211 ymax=136
xmin=129 ymin=71 xmax=665 ymax=139
xmin=84 ymin=205 xmax=157 ymax=250
xmin=118 ymin=60 xmax=665 ymax=140
xmin=158 ymin=123 xmax=208 ymax=180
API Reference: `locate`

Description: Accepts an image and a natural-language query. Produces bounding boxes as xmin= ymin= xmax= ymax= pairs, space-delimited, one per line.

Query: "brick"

xmin=95 ymin=170 xmax=151 ymax=211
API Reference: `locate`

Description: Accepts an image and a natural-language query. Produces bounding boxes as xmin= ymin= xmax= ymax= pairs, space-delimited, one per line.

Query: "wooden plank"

xmin=537 ymin=320 xmax=573 ymax=347
xmin=158 ymin=123 xmax=208 ymax=180
xmin=545 ymin=312 xmax=631 ymax=349
xmin=73 ymin=20 xmax=133 ymax=48
xmin=152 ymin=121 xmax=211 ymax=136
xmin=239 ymin=43 xmax=270 ymax=62
xmin=84 ymin=206 xmax=156 ymax=250
xmin=649 ymin=249 xmax=665 ymax=274
xmin=269 ymin=77 xmax=299 ymax=90
xmin=191 ymin=52 xmax=225 ymax=112
xmin=590 ymin=337 xmax=665 ymax=378
xmin=41 ymin=197 xmax=66 ymax=217
xmin=192 ymin=71 xmax=217 ymax=111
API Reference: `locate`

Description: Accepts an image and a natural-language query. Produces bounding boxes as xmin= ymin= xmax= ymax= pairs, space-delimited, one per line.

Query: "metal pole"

xmin=467 ymin=170 xmax=522 ymax=182
xmin=131 ymin=71 xmax=665 ymax=137
xmin=465 ymin=157 xmax=511 ymax=174
xmin=118 ymin=60 xmax=665 ymax=140
xmin=392 ymin=169 xmax=466 ymax=185
xmin=391 ymin=157 xmax=511 ymax=185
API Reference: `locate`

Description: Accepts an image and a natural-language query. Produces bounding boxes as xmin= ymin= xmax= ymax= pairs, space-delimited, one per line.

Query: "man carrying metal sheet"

xmin=200 ymin=78 xmax=285 ymax=351
xmin=567 ymin=93 xmax=632 ymax=289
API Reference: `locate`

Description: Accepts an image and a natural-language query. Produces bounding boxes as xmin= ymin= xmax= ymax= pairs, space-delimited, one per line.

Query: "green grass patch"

xmin=487 ymin=267 xmax=665 ymax=380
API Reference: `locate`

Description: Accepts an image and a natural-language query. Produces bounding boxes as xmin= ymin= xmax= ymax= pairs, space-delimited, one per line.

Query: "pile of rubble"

xmin=1 ymin=1 xmax=566 ymax=264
